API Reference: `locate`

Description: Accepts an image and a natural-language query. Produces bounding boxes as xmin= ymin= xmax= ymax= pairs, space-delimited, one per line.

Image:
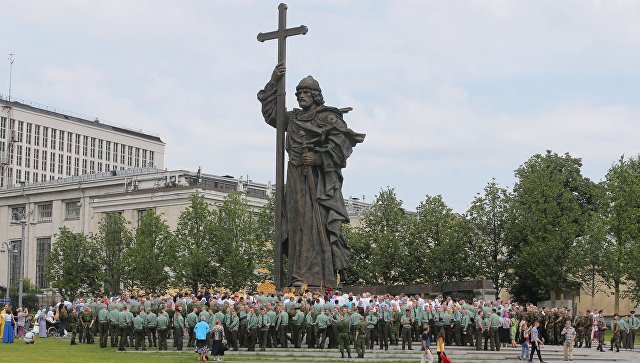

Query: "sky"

xmin=2 ymin=0 xmax=639 ymax=212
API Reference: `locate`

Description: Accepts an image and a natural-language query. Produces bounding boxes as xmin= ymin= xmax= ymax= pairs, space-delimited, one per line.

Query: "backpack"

xmin=60 ymin=306 xmax=68 ymax=319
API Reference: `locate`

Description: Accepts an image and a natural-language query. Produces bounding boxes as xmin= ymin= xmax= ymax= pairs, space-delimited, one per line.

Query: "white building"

xmin=0 ymin=95 xmax=165 ymax=188
xmin=0 ymin=167 xmax=273 ymax=292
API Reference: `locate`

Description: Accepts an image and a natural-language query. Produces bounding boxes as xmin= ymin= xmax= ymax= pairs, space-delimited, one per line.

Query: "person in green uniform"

xmin=276 ymin=305 xmax=289 ymax=348
xmin=475 ymin=311 xmax=484 ymax=351
xmin=247 ymin=307 xmax=258 ymax=351
xmin=109 ymin=304 xmax=120 ymax=347
xmin=489 ymin=310 xmax=501 ymax=351
xmin=133 ymin=311 xmax=146 ymax=351
xmin=355 ymin=315 xmax=367 ymax=358
xmin=266 ymin=304 xmax=278 ymax=348
xmin=629 ymin=311 xmax=639 ymax=350
xmin=126 ymin=305 xmax=135 ymax=347
xmin=258 ymin=307 xmax=271 ymax=351
xmin=365 ymin=308 xmax=378 ymax=350
xmin=337 ymin=314 xmax=352 ymax=358
xmin=305 ymin=306 xmax=316 ymax=348
xmin=460 ymin=308 xmax=471 ymax=347
xmin=610 ymin=316 xmax=621 ymax=352
xmin=483 ymin=311 xmax=491 ymax=351
xmin=117 ymin=306 xmax=129 ymax=351
xmin=401 ymin=309 xmax=413 ymax=350
xmin=292 ymin=306 xmax=305 ymax=348
xmin=442 ymin=308 xmax=453 ymax=346
xmin=452 ymin=306 xmax=462 ymax=346
xmin=186 ymin=307 xmax=198 ymax=348
xmin=173 ymin=305 xmax=185 ymax=351
xmin=156 ymin=310 xmax=169 ymax=351
xmin=228 ymin=309 xmax=239 ymax=351
xmin=146 ymin=308 xmax=158 ymax=348
xmin=81 ymin=306 xmax=95 ymax=344
xmin=379 ymin=305 xmax=391 ymax=350
xmin=316 ymin=309 xmax=331 ymax=349
xmin=390 ymin=305 xmax=401 ymax=345
xmin=97 ymin=302 xmax=109 ymax=348
xmin=68 ymin=307 xmax=79 ymax=345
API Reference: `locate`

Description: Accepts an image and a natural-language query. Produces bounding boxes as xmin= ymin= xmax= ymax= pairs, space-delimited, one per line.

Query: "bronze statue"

xmin=258 ymin=64 xmax=365 ymax=288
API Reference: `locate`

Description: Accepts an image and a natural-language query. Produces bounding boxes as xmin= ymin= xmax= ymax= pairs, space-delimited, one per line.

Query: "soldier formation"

xmin=28 ymin=291 xmax=639 ymax=361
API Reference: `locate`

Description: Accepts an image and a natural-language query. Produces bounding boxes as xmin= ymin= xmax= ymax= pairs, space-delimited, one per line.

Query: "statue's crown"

xmin=296 ymin=76 xmax=322 ymax=93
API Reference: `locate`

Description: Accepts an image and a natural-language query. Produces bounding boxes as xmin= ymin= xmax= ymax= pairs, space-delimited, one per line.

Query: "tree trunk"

xmin=614 ymin=282 xmax=620 ymax=315
xmin=550 ymin=289 xmax=557 ymax=307
xmin=559 ymin=291 xmax=565 ymax=308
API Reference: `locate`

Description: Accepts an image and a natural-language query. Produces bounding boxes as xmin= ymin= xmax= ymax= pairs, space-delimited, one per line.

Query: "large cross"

xmin=257 ymin=3 xmax=308 ymax=290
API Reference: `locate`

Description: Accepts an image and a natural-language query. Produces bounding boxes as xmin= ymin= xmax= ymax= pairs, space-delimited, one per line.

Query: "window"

xmin=127 ymin=146 xmax=133 ymax=166
xmin=16 ymin=145 xmax=22 ymax=166
xmin=41 ymin=150 xmax=47 ymax=171
xmin=38 ymin=203 xmax=53 ymax=222
xmin=17 ymin=121 xmax=24 ymax=142
xmin=67 ymin=132 xmax=72 ymax=153
xmin=65 ymin=201 xmax=80 ymax=220
xmin=120 ymin=144 xmax=125 ymax=164
xmin=75 ymin=134 xmax=80 ymax=155
xmin=134 ymin=147 xmax=140 ymax=167
xmin=74 ymin=157 xmax=79 ymax=176
xmin=97 ymin=162 xmax=103 ymax=172
xmin=82 ymin=136 xmax=88 ymax=156
xmin=90 ymin=160 xmax=95 ymax=173
xmin=112 ymin=142 xmax=118 ymax=164
xmin=0 ymin=117 xmax=5 ymax=139
xmin=98 ymin=139 xmax=103 ymax=160
xmin=36 ymin=238 xmax=51 ymax=288
xmin=10 ymin=205 xmax=25 ymax=222
xmin=9 ymin=240 xmax=21 ymax=287
xmin=58 ymin=130 xmax=64 ymax=151
xmin=82 ymin=159 xmax=87 ymax=174
xmin=34 ymin=149 xmax=39 ymax=170
xmin=90 ymin=137 xmax=96 ymax=158
xmin=137 ymin=208 xmax=155 ymax=228
xmin=66 ymin=155 xmax=71 ymax=176
xmin=34 ymin=125 xmax=40 ymax=146
xmin=50 ymin=128 xmax=57 ymax=150
xmin=105 ymin=141 xmax=111 ymax=162
xmin=58 ymin=153 xmax=63 ymax=175
xmin=16 ymin=168 xmax=21 ymax=182
xmin=26 ymin=123 xmax=32 ymax=144
xmin=25 ymin=171 xmax=30 ymax=182
xmin=33 ymin=172 xmax=38 ymax=182
xmin=25 ymin=146 xmax=30 ymax=168
xmin=142 ymin=149 xmax=147 ymax=167
xmin=50 ymin=152 xmax=55 ymax=173
xmin=42 ymin=126 xmax=48 ymax=148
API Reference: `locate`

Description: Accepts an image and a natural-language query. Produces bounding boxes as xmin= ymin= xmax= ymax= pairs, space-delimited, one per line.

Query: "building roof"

xmin=0 ymin=96 xmax=163 ymax=144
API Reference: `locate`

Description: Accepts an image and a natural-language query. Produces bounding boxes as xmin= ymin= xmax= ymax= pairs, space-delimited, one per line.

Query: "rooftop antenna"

xmin=8 ymin=53 xmax=14 ymax=101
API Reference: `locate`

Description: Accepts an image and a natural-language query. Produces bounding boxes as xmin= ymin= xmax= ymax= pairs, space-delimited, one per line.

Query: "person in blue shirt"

xmin=194 ymin=316 xmax=210 ymax=362
xmin=421 ymin=326 xmax=433 ymax=363
xmin=529 ymin=321 xmax=545 ymax=363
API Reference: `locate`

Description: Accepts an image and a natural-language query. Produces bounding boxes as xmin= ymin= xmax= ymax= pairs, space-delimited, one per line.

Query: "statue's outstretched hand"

xmin=271 ymin=62 xmax=286 ymax=83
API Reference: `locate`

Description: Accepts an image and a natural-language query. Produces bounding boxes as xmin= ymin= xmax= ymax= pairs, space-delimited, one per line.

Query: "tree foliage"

xmin=45 ymin=227 xmax=101 ymax=301
xmin=93 ymin=213 xmax=133 ymax=296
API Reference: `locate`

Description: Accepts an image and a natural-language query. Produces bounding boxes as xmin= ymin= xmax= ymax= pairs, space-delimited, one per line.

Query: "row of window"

xmin=7 ymin=237 xmax=50 ymax=289
xmin=0 ymin=117 xmax=156 ymax=169
xmin=10 ymin=201 xmax=80 ymax=223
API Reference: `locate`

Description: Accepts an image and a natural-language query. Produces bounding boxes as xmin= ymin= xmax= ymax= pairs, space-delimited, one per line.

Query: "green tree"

xmin=126 ymin=210 xmax=176 ymax=294
xmin=410 ymin=195 xmax=477 ymax=283
xmin=467 ymin=179 xmax=512 ymax=299
xmin=575 ymin=210 xmax=609 ymax=310
xmin=93 ymin=213 xmax=133 ymax=296
xmin=253 ymin=197 xmax=275 ymax=281
xmin=600 ymin=155 xmax=640 ymax=313
xmin=175 ymin=193 xmax=218 ymax=292
xmin=508 ymin=151 xmax=597 ymax=305
xmin=213 ymin=191 xmax=259 ymax=292
xmin=347 ymin=188 xmax=411 ymax=285
xmin=45 ymin=227 xmax=101 ymax=301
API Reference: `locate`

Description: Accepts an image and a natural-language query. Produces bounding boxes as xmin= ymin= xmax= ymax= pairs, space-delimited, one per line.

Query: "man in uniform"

xmin=69 ymin=307 xmax=79 ymax=345
xmin=337 ymin=314 xmax=352 ymax=358
xmin=355 ymin=315 xmax=367 ymax=359
xmin=186 ymin=307 xmax=198 ymax=348
xmin=400 ymin=308 xmax=413 ymax=350
xmin=629 ymin=311 xmax=639 ymax=350
xmin=146 ymin=307 xmax=158 ymax=348
xmin=390 ymin=305 xmax=402 ymax=346
xmin=156 ymin=309 xmax=169 ymax=351
xmin=453 ymin=306 xmax=463 ymax=346
xmin=97 ymin=302 xmax=109 ymax=348
xmin=365 ymin=308 xmax=378 ymax=350
xmin=316 ymin=309 xmax=330 ymax=349
xmin=305 ymin=305 xmax=316 ymax=348
xmin=109 ymin=304 xmax=120 ymax=347
xmin=238 ymin=304 xmax=248 ymax=348
xmin=247 ymin=307 xmax=259 ymax=351
xmin=291 ymin=305 xmax=305 ymax=348
xmin=489 ymin=310 xmax=500 ymax=351
xmin=276 ymin=305 xmax=289 ymax=348
xmin=258 ymin=307 xmax=271 ymax=351
xmin=81 ymin=306 xmax=95 ymax=344
xmin=133 ymin=310 xmax=147 ymax=351
xmin=173 ymin=305 xmax=185 ymax=351
xmin=117 ymin=306 xmax=130 ymax=351
xmin=475 ymin=311 xmax=484 ymax=351
xmin=228 ymin=309 xmax=240 ymax=351
xmin=379 ymin=305 xmax=390 ymax=351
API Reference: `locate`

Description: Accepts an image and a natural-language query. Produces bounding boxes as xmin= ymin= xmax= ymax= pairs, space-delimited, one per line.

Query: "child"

xmin=437 ymin=330 xmax=447 ymax=363
xmin=520 ymin=321 xmax=531 ymax=360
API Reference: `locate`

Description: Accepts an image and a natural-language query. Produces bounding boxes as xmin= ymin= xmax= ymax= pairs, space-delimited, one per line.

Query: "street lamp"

xmin=10 ymin=211 xmax=26 ymax=308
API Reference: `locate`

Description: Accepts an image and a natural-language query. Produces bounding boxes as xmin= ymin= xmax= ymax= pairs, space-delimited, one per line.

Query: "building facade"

xmin=0 ymin=96 xmax=165 ymax=188
xmin=0 ymin=168 xmax=274 ymax=291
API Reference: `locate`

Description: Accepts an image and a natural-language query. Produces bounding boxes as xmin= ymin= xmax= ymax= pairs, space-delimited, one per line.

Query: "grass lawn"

xmin=0 ymin=336 xmax=420 ymax=363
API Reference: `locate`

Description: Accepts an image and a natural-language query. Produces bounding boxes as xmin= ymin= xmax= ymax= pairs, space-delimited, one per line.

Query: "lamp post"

xmin=11 ymin=210 xmax=26 ymax=308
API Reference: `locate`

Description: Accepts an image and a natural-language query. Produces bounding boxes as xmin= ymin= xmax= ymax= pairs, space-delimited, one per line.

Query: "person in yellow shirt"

xmin=437 ymin=330 xmax=448 ymax=363
xmin=0 ymin=305 xmax=6 ymax=339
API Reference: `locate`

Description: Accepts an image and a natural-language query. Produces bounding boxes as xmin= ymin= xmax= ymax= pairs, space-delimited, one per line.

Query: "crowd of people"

xmin=1 ymin=291 xmax=638 ymax=363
